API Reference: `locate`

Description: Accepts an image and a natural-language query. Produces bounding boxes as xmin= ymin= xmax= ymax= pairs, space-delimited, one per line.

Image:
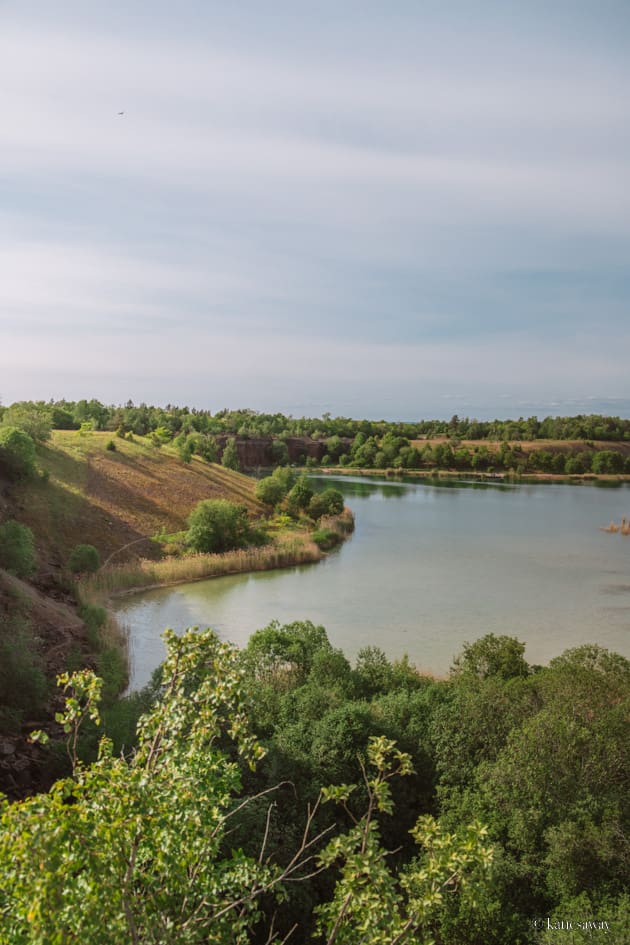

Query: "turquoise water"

xmin=113 ymin=476 xmax=630 ymax=690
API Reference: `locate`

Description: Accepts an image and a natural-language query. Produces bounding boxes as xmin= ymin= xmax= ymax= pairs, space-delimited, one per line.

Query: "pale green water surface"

xmin=113 ymin=476 xmax=630 ymax=690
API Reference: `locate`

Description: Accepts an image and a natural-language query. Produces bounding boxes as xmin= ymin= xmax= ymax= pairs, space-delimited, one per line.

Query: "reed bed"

xmin=80 ymin=535 xmax=323 ymax=598
xmin=600 ymin=516 xmax=630 ymax=535
xmin=79 ymin=507 xmax=354 ymax=601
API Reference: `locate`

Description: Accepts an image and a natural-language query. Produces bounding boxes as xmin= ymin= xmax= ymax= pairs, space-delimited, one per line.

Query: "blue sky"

xmin=1 ymin=1 xmax=629 ymax=419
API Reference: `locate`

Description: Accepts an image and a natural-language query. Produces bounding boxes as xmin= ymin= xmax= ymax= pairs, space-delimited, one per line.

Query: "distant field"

xmin=412 ymin=437 xmax=630 ymax=456
xmin=18 ymin=431 xmax=264 ymax=568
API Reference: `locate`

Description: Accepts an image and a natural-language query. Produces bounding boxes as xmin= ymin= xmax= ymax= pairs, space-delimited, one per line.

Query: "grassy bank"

xmin=80 ymin=508 xmax=355 ymax=600
xmin=318 ymin=466 xmax=630 ymax=484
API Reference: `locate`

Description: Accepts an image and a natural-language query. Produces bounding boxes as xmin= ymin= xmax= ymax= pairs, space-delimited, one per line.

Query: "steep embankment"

xmin=0 ymin=432 xmax=266 ymax=796
xmin=18 ymin=431 xmax=265 ymax=570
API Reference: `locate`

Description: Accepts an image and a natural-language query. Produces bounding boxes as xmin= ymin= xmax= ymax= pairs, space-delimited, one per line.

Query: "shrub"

xmin=271 ymin=439 xmax=290 ymax=466
xmin=319 ymin=487 xmax=344 ymax=516
xmin=312 ymin=528 xmax=341 ymax=551
xmin=591 ymin=450 xmax=624 ymax=474
xmin=0 ymin=427 xmax=37 ymax=480
xmin=309 ymin=486 xmax=346 ymax=520
xmin=286 ymin=475 xmax=313 ymax=516
xmin=1 ymin=402 xmax=51 ymax=442
xmin=105 ymin=439 xmax=116 ymax=452
xmin=451 ymin=634 xmax=529 ymax=680
xmin=186 ymin=499 xmax=252 ymax=553
xmin=0 ymin=615 xmax=47 ymax=733
xmin=271 ymin=466 xmax=297 ymax=492
xmin=96 ymin=646 xmax=128 ymax=703
xmin=67 ymin=544 xmax=100 ymax=574
xmin=195 ymin=435 xmax=218 ymax=463
xmin=255 ymin=476 xmax=285 ymax=507
xmin=308 ymin=493 xmax=328 ymax=520
xmin=221 ymin=437 xmax=240 ymax=471
xmin=79 ymin=604 xmax=107 ymax=650
xmin=0 ymin=520 xmax=37 ymax=577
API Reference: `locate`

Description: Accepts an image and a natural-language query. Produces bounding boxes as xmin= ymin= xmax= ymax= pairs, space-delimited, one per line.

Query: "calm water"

xmin=114 ymin=476 xmax=630 ymax=690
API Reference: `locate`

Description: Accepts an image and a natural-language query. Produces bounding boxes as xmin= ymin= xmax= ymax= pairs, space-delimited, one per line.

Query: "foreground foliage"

xmin=0 ymin=629 xmax=493 ymax=945
xmin=1 ymin=619 xmax=627 ymax=943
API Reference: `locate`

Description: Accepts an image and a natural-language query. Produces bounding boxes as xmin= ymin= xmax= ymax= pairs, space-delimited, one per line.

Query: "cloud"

xmin=1 ymin=4 xmax=629 ymax=415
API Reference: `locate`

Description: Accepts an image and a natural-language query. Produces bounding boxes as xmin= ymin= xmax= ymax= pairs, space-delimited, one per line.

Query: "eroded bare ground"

xmin=86 ymin=449 xmax=262 ymax=539
xmin=0 ymin=571 xmax=90 ymax=799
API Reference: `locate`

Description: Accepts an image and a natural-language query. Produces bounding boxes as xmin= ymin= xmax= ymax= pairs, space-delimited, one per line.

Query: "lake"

xmin=113 ymin=475 xmax=630 ymax=691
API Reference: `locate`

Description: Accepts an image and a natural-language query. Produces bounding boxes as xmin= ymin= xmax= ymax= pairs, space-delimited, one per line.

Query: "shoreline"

xmin=78 ymin=509 xmax=354 ymax=692
xmin=312 ymin=467 xmax=630 ymax=485
xmin=80 ymin=508 xmax=355 ymax=603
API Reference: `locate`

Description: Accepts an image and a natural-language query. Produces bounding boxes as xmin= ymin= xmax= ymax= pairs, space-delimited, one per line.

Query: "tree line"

xmin=2 ymin=398 xmax=630 ymax=443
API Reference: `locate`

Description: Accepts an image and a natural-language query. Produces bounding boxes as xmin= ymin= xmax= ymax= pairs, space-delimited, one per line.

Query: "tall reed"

xmin=80 ymin=536 xmax=322 ymax=598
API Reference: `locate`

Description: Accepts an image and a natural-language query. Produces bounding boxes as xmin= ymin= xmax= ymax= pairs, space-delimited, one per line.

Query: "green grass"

xmin=81 ymin=506 xmax=355 ymax=599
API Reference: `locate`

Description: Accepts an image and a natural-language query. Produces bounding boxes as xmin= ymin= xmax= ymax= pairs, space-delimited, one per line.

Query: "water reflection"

xmin=115 ymin=476 xmax=630 ymax=691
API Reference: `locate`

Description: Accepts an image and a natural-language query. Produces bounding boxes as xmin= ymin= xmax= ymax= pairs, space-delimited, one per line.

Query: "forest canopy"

xmin=1 ymin=624 xmax=628 ymax=944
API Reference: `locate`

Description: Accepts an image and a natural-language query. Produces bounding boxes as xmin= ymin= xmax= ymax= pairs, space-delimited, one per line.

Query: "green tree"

xmin=0 ymin=613 xmax=48 ymax=734
xmin=591 ymin=450 xmax=624 ymax=474
xmin=452 ymin=634 xmax=529 ymax=681
xmin=286 ymin=475 xmax=313 ymax=516
xmin=308 ymin=487 xmax=344 ymax=520
xmin=271 ymin=465 xmax=296 ymax=493
xmin=1 ymin=402 xmax=52 ymax=442
xmin=0 ymin=632 xmax=493 ymax=945
xmin=315 ymin=737 xmax=493 ymax=945
xmin=0 ymin=520 xmax=37 ymax=577
xmin=186 ymin=499 xmax=251 ymax=553
xmin=319 ymin=487 xmax=344 ymax=516
xmin=67 ymin=544 xmax=100 ymax=574
xmin=255 ymin=476 xmax=285 ymax=507
xmin=270 ymin=439 xmax=290 ymax=466
xmin=221 ymin=437 xmax=240 ymax=471
xmin=0 ymin=427 xmax=37 ymax=480
xmin=244 ymin=619 xmax=332 ymax=682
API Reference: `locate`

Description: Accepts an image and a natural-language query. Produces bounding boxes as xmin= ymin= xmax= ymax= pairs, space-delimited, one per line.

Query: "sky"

xmin=1 ymin=1 xmax=630 ymax=420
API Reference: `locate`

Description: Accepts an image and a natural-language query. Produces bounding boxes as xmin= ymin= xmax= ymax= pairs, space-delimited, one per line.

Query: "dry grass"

xmin=80 ymin=508 xmax=355 ymax=599
xmin=22 ymin=431 xmax=265 ymax=567
xmin=80 ymin=538 xmax=322 ymax=597
xmin=600 ymin=517 xmax=630 ymax=536
xmin=413 ymin=437 xmax=630 ymax=457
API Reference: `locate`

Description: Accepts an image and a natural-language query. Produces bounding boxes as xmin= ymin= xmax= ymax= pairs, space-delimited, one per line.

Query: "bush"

xmin=0 ymin=427 xmax=37 ymax=480
xmin=0 ymin=520 xmax=37 ymax=577
xmin=312 ymin=528 xmax=341 ymax=551
xmin=271 ymin=466 xmax=297 ymax=492
xmin=96 ymin=646 xmax=128 ymax=703
xmin=591 ymin=450 xmax=624 ymax=474
xmin=319 ymin=488 xmax=344 ymax=516
xmin=255 ymin=476 xmax=286 ymax=507
xmin=105 ymin=440 xmax=116 ymax=452
xmin=271 ymin=439 xmax=290 ymax=466
xmin=308 ymin=493 xmax=328 ymax=520
xmin=79 ymin=604 xmax=107 ymax=649
xmin=186 ymin=499 xmax=252 ymax=553
xmin=286 ymin=475 xmax=313 ymax=516
xmin=0 ymin=615 xmax=48 ymax=733
xmin=67 ymin=544 xmax=100 ymax=574
xmin=221 ymin=437 xmax=240 ymax=471
xmin=1 ymin=403 xmax=51 ymax=442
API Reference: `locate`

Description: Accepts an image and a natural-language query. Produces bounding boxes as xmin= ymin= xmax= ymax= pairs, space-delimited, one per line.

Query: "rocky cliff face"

xmin=215 ymin=436 xmax=326 ymax=468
